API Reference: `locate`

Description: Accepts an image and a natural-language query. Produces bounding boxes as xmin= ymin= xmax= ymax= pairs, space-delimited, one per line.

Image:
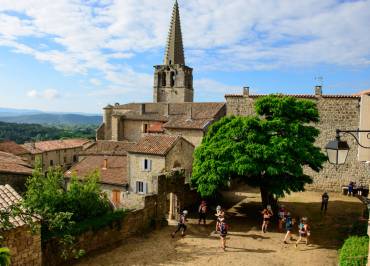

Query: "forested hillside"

xmin=0 ymin=113 xmax=102 ymax=125
xmin=0 ymin=121 xmax=97 ymax=143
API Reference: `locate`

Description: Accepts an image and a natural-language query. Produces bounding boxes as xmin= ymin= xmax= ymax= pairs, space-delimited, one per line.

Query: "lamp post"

xmin=325 ymin=129 xmax=370 ymax=165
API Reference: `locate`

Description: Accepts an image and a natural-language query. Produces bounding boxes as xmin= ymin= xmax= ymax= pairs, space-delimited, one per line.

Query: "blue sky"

xmin=0 ymin=0 xmax=369 ymax=113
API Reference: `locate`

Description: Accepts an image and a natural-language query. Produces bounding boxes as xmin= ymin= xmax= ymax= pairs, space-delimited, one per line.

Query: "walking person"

xmin=321 ymin=192 xmax=329 ymax=212
xmin=198 ymin=200 xmax=207 ymax=225
xmin=348 ymin=181 xmax=354 ymax=196
xmin=283 ymin=212 xmax=294 ymax=244
xmin=295 ymin=217 xmax=310 ymax=247
xmin=261 ymin=208 xmax=273 ymax=233
xmin=215 ymin=206 xmax=224 ymax=232
xmin=171 ymin=210 xmax=188 ymax=238
xmin=278 ymin=205 xmax=287 ymax=232
xmin=219 ymin=218 xmax=229 ymax=251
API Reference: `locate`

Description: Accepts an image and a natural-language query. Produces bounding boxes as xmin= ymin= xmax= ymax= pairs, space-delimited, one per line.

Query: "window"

xmin=73 ymin=155 xmax=78 ymax=163
xmin=50 ymin=160 xmax=54 ymax=166
xmin=162 ymin=72 xmax=166 ymax=86
xmin=142 ymin=159 xmax=152 ymax=171
xmin=136 ymin=181 xmax=148 ymax=194
xmin=170 ymin=72 xmax=175 ymax=87
xmin=64 ymin=156 xmax=67 ymax=163
xmin=112 ymin=190 xmax=121 ymax=205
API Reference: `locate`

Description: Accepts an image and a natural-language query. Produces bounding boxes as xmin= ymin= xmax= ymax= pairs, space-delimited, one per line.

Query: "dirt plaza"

xmin=76 ymin=187 xmax=364 ymax=266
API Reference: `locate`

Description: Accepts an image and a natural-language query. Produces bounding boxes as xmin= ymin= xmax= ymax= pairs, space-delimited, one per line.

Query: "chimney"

xmin=243 ymin=86 xmax=250 ymax=96
xmin=102 ymin=158 xmax=108 ymax=170
xmin=315 ymin=86 xmax=322 ymax=96
xmin=139 ymin=104 xmax=146 ymax=115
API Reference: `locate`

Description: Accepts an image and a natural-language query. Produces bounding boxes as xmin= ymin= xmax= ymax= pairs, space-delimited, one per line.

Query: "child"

xmin=198 ymin=200 xmax=207 ymax=225
xmin=261 ymin=208 xmax=273 ymax=233
xmin=215 ymin=206 xmax=224 ymax=232
xmin=283 ymin=212 xmax=294 ymax=244
xmin=171 ymin=210 xmax=188 ymax=238
xmin=219 ymin=218 xmax=229 ymax=251
xmin=295 ymin=217 xmax=310 ymax=247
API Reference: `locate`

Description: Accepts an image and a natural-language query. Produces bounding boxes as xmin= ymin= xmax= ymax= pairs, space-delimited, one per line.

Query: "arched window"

xmin=162 ymin=72 xmax=166 ymax=86
xmin=170 ymin=72 xmax=175 ymax=87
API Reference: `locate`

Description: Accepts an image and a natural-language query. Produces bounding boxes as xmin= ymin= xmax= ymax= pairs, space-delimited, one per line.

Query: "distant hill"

xmin=0 ymin=107 xmax=42 ymax=117
xmin=0 ymin=113 xmax=102 ymax=125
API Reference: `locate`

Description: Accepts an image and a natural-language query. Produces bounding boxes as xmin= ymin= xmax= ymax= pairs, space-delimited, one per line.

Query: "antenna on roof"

xmin=315 ymin=76 xmax=324 ymax=86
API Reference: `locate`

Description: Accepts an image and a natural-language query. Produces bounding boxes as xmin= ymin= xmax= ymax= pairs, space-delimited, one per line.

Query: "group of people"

xmin=171 ymin=200 xmax=230 ymax=251
xmin=277 ymin=205 xmax=311 ymax=247
xmin=171 ymin=200 xmax=311 ymax=250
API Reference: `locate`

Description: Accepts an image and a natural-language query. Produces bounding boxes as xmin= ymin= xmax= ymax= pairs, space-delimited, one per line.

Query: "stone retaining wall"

xmin=2 ymin=225 xmax=42 ymax=266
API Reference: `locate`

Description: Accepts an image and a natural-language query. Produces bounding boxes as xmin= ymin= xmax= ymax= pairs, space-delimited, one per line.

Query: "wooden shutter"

xmin=136 ymin=181 xmax=139 ymax=193
xmin=112 ymin=190 xmax=120 ymax=205
xmin=149 ymin=160 xmax=152 ymax=171
xmin=145 ymin=182 xmax=148 ymax=194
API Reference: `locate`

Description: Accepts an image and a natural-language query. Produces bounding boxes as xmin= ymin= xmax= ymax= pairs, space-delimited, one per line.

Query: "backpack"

xmin=220 ymin=223 xmax=228 ymax=235
xmin=285 ymin=217 xmax=292 ymax=228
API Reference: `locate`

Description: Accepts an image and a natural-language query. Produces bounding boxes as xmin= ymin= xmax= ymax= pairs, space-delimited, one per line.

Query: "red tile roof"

xmin=0 ymin=151 xmax=32 ymax=175
xmin=22 ymin=139 xmax=90 ymax=154
xmin=148 ymin=122 xmax=165 ymax=133
xmin=80 ymin=141 xmax=135 ymax=156
xmin=0 ymin=184 xmax=25 ymax=227
xmin=126 ymin=135 xmax=181 ymax=156
xmin=163 ymin=117 xmax=213 ymax=130
xmin=65 ymin=156 xmax=128 ymax=186
xmin=0 ymin=141 xmax=30 ymax=156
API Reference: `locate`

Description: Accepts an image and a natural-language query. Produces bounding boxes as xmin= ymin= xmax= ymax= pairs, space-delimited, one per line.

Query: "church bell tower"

xmin=153 ymin=0 xmax=193 ymax=103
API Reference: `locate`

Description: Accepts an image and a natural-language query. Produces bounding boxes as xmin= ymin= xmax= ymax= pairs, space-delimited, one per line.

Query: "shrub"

xmin=350 ymin=220 xmax=368 ymax=237
xmin=339 ymin=236 xmax=368 ymax=266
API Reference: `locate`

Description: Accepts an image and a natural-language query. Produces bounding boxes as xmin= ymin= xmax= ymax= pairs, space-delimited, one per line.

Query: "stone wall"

xmin=225 ymin=94 xmax=369 ymax=192
xmin=3 ymin=225 xmax=42 ymax=266
xmin=165 ymin=128 xmax=204 ymax=147
xmin=0 ymin=173 xmax=29 ymax=193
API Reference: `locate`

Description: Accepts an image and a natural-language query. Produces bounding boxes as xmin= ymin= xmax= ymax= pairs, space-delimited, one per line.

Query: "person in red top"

xmin=198 ymin=200 xmax=207 ymax=225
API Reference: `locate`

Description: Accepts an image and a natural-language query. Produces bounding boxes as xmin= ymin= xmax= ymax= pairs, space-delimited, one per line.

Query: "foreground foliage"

xmin=192 ymin=95 xmax=327 ymax=207
xmin=339 ymin=236 xmax=368 ymax=266
xmin=0 ymin=247 xmax=10 ymax=266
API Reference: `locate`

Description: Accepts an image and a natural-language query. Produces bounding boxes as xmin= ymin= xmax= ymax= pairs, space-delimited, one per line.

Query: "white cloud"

xmin=89 ymin=78 xmax=102 ymax=86
xmin=27 ymin=89 xmax=60 ymax=100
xmin=0 ymin=0 xmax=369 ymax=93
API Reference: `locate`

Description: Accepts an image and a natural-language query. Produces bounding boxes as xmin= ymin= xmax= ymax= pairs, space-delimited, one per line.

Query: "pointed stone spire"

xmin=164 ymin=0 xmax=185 ymax=65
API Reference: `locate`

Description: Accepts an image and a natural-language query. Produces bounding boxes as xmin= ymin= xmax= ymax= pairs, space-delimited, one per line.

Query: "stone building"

xmin=96 ymin=1 xmax=226 ymax=148
xmin=126 ymin=134 xmax=194 ymax=195
xmin=358 ymin=90 xmax=370 ymax=162
xmin=0 ymin=151 xmax=33 ymax=193
xmin=22 ymin=139 xmax=91 ymax=172
xmin=0 ymin=140 xmax=32 ymax=163
xmin=65 ymin=140 xmax=135 ymax=208
xmin=65 ymin=135 xmax=194 ymax=209
xmin=225 ymin=86 xmax=369 ymax=191
xmin=0 ymin=184 xmax=41 ymax=266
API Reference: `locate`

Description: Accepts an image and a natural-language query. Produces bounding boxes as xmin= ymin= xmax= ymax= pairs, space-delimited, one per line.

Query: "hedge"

xmin=339 ymin=236 xmax=368 ymax=266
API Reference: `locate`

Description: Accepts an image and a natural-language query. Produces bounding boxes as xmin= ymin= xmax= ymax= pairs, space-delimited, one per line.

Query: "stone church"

xmin=96 ymin=1 xmax=225 ymax=147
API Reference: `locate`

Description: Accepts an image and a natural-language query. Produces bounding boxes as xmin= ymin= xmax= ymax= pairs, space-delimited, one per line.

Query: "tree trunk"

xmin=260 ymin=185 xmax=278 ymax=213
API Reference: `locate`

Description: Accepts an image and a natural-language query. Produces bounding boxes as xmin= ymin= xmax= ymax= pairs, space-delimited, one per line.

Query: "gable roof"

xmin=65 ymin=156 xmax=128 ymax=186
xmin=0 ymin=151 xmax=32 ymax=175
xmin=0 ymin=141 xmax=30 ymax=156
xmin=80 ymin=141 xmax=136 ymax=156
xmin=0 ymin=184 xmax=26 ymax=227
xmin=126 ymin=135 xmax=181 ymax=156
xmin=22 ymin=139 xmax=90 ymax=154
xmin=225 ymin=93 xmax=361 ymax=99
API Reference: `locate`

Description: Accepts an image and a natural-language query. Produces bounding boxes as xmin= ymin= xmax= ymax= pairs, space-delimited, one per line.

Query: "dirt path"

xmin=76 ymin=189 xmax=364 ymax=266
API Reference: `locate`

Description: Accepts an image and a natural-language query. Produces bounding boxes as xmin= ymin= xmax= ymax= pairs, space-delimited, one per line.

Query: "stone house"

xmin=126 ymin=134 xmax=194 ymax=195
xmin=0 ymin=184 xmax=41 ymax=266
xmin=0 ymin=140 xmax=32 ymax=163
xmin=65 ymin=140 xmax=135 ymax=208
xmin=0 ymin=151 xmax=33 ymax=193
xmin=358 ymin=90 xmax=370 ymax=162
xmin=22 ymin=139 xmax=91 ymax=172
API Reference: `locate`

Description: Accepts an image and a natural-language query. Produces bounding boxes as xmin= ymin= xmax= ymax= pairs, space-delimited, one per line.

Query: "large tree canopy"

xmin=191 ymin=95 xmax=327 ymax=206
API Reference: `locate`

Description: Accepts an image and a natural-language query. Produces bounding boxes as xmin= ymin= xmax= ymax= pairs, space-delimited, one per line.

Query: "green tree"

xmin=191 ymin=95 xmax=327 ymax=207
xmin=0 ymin=247 xmax=11 ymax=266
